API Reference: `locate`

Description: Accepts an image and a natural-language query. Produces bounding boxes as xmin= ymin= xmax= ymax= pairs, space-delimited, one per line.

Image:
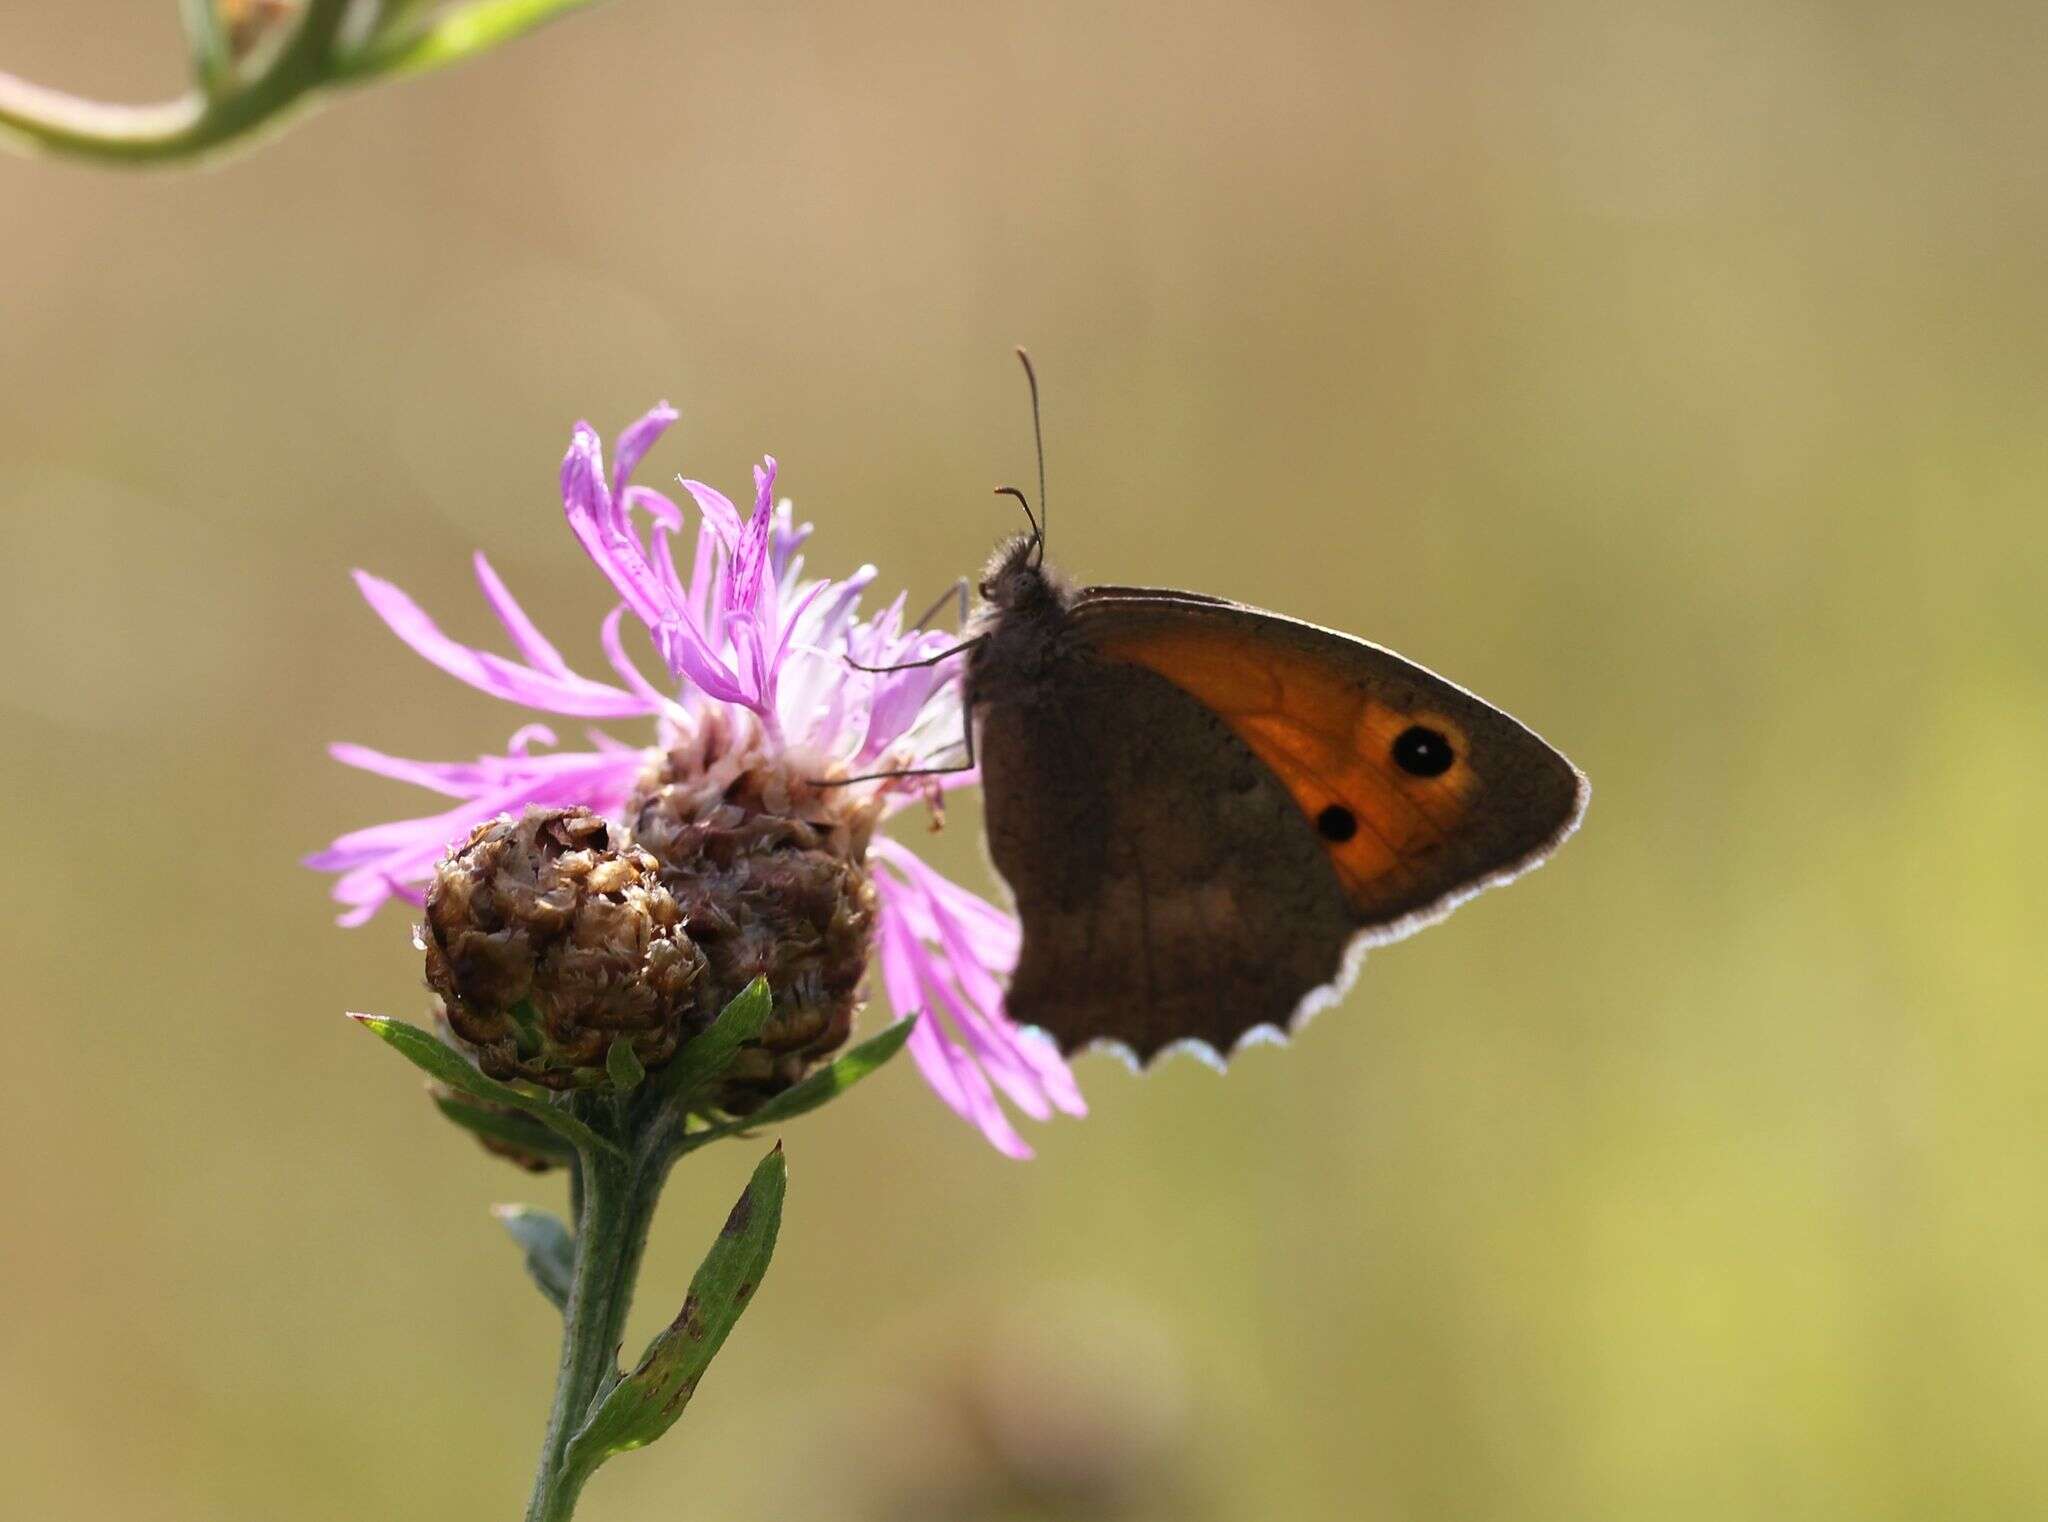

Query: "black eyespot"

xmin=1316 ymin=804 xmax=1357 ymax=842
xmin=1392 ymin=724 xmax=1455 ymax=778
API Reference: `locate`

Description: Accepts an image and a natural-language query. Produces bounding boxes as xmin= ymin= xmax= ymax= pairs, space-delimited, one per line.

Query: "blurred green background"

xmin=5 ymin=3 xmax=2047 ymax=1519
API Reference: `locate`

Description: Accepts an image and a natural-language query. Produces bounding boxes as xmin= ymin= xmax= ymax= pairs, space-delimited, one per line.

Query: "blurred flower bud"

xmin=627 ymin=716 xmax=879 ymax=1111
xmin=423 ymin=807 xmax=709 ymax=1090
xmin=218 ymin=0 xmax=296 ymax=61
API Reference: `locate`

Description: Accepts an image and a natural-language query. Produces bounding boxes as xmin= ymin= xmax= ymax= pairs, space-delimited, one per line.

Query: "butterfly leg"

xmin=821 ymin=630 xmax=983 ymax=785
xmin=816 ymin=687 xmax=978 ymax=788
xmin=909 ymin=577 xmax=970 ymax=633
xmin=845 ymin=634 xmax=984 ymax=675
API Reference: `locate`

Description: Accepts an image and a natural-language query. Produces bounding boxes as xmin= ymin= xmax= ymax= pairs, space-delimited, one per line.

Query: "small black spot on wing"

xmin=1392 ymin=725 xmax=1454 ymax=778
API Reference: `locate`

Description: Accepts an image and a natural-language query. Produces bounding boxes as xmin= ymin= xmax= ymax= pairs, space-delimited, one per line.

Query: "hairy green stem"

xmin=524 ymin=1108 xmax=678 ymax=1522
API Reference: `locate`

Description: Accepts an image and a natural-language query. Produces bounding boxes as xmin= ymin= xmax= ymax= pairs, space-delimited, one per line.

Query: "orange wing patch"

xmin=1091 ymin=622 xmax=1480 ymax=911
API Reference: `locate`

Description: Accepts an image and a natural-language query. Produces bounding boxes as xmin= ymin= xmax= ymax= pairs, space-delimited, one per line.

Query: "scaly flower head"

xmin=309 ymin=404 xmax=1083 ymax=1155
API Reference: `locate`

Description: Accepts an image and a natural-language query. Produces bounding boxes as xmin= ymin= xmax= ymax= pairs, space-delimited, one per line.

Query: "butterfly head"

xmin=978 ymin=527 xmax=1061 ymax=613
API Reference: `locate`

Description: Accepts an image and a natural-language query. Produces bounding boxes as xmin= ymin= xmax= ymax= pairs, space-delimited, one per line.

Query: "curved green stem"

xmin=0 ymin=0 xmax=351 ymax=164
xmin=0 ymin=0 xmax=608 ymax=167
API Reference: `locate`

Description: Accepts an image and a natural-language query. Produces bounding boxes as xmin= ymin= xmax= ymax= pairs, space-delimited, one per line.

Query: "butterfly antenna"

xmin=993 ymin=484 xmax=1040 ymax=541
xmin=1016 ymin=347 xmax=1047 ymax=565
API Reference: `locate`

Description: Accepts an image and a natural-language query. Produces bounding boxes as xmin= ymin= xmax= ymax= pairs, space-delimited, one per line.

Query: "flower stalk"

xmin=354 ymin=979 xmax=896 ymax=1519
xmin=0 ymin=0 xmax=609 ymax=166
xmin=525 ymin=1114 xmax=667 ymax=1522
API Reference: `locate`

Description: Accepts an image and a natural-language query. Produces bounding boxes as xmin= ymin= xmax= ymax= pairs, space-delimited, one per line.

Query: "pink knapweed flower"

xmin=309 ymin=404 xmax=1083 ymax=1157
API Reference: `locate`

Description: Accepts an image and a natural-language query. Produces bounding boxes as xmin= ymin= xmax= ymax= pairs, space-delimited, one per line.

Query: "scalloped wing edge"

xmin=1038 ymin=763 xmax=1590 ymax=1073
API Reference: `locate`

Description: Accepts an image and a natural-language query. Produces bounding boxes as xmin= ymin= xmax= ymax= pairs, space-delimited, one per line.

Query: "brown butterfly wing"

xmin=1078 ymin=590 xmax=1588 ymax=932
xmin=980 ymin=647 xmax=1362 ymax=1062
xmin=978 ymin=588 xmax=1586 ymax=1062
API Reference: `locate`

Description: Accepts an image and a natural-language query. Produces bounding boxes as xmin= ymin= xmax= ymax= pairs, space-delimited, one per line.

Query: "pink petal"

xmin=621 ymin=484 xmax=685 ymax=531
xmin=770 ymin=578 xmax=834 ymax=676
xmin=882 ymin=851 xmax=1085 ymax=1119
xmin=911 ymin=1014 xmax=1032 ymax=1160
xmin=598 ymin=605 xmax=685 ymax=717
xmin=309 ymin=747 xmax=646 ymax=921
xmin=915 ymin=954 xmax=1054 ymax=1122
xmin=471 ymin=554 xmax=573 ymax=678
xmin=686 ymin=520 xmax=722 ymax=638
xmin=328 ymin=743 xmax=479 ymax=797
xmin=658 ymin=614 xmax=751 ymax=706
xmin=562 ymin=426 xmax=671 ymax=629
xmin=611 ymin=403 xmax=678 ymax=497
xmin=880 ymin=914 xmax=1032 ymax=1159
xmin=679 ymin=480 xmax=741 ymax=551
xmin=871 ymin=837 xmax=1022 ymax=966
xmin=353 ymin=570 xmax=653 ymax=719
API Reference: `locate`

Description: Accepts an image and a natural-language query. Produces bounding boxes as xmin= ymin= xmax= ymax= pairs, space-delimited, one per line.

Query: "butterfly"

xmin=868 ymin=355 xmax=1587 ymax=1067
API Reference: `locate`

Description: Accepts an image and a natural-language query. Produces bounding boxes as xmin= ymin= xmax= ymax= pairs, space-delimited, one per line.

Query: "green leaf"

xmin=685 ymin=1018 xmax=915 ymax=1149
xmin=605 ymin=1038 xmax=646 ymax=1093
xmin=647 ymin=978 xmax=774 ymax=1106
xmin=562 ymin=1146 xmax=786 ymax=1474
xmin=493 ymin=1204 xmax=575 ymax=1312
xmin=348 ymin=1014 xmax=624 ymax=1160
xmin=430 ymin=1088 xmax=577 ymax=1168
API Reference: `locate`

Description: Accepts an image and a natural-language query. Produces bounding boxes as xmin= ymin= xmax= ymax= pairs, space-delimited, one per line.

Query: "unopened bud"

xmin=422 ymin=807 xmax=709 ymax=1090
